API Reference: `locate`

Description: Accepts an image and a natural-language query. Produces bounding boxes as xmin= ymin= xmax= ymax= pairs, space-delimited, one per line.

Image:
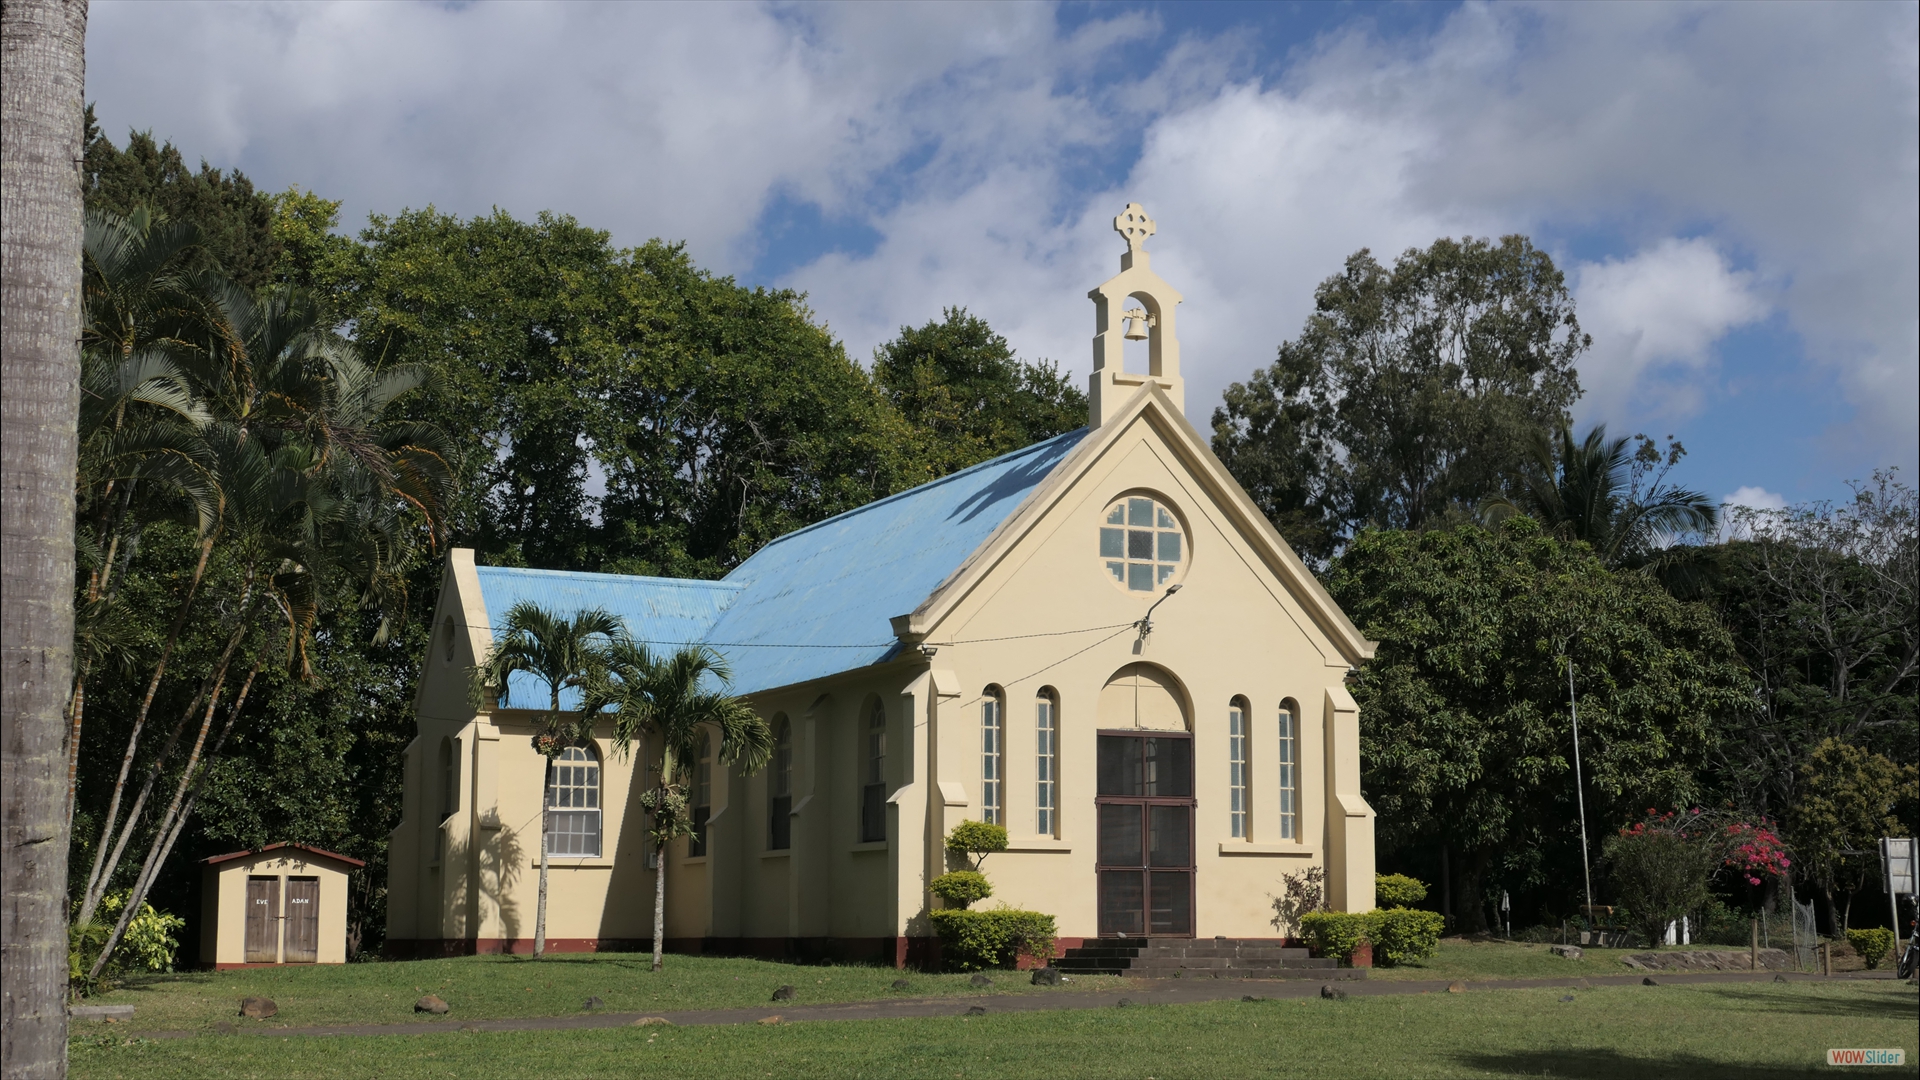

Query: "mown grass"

xmin=71 ymin=981 xmax=1919 ymax=1079
xmin=82 ymin=952 xmax=1123 ymax=1034
xmin=1367 ymin=938 xmax=1653 ymax=981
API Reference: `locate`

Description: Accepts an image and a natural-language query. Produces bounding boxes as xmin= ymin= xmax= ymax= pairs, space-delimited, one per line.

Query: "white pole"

xmin=1569 ymin=658 xmax=1595 ymax=930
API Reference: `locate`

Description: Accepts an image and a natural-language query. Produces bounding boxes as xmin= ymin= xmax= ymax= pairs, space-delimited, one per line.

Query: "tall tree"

xmin=1214 ymin=236 xmax=1587 ymax=565
xmin=872 ymin=306 xmax=1087 ymax=479
xmin=472 ymin=602 xmax=624 ymax=958
xmin=1789 ymin=738 xmax=1916 ymax=934
xmin=598 ymin=641 xmax=769 ymax=972
xmin=1329 ymin=517 xmax=1750 ymax=930
xmin=1481 ymin=422 xmax=1717 ymax=568
xmin=3 ymin=1 xmax=89 ymax=1073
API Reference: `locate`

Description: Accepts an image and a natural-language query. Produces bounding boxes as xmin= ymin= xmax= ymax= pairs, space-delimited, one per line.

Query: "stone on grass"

xmin=632 ymin=1017 xmax=672 ymax=1027
xmin=239 ymin=997 xmax=278 ymax=1019
xmin=1774 ymin=974 xmax=1789 ymax=983
xmin=414 ymin=995 xmax=450 ymax=1014
xmin=1242 ymin=995 xmax=1262 ymax=1003
xmin=891 ymin=978 xmax=911 ymax=990
xmin=969 ymin=974 xmax=993 ymax=987
xmin=770 ymin=985 xmax=795 ymax=1002
xmin=1560 ymin=995 xmax=1575 ymax=1002
xmin=965 ymin=1005 xmax=987 ymax=1016
xmin=757 ymin=1015 xmax=783 ymax=1025
xmin=70 ymin=1005 xmax=134 ymax=1023
xmin=1321 ymin=985 xmax=1348 ymax=999
xmin=1115 ymin=998 xmax=1132 ymax=1008
xmin=1548 ymin=945 xmax=1583 ymax=960
xmin=1445 ymin=981 xmax=1467 ymax=994
xmin=1642 ymin=977 xmax=1659 ymax=986
xmin=582 ymin=996 xmax=605 ymax=1011
xmin=1031 ymin=968 xmax=1063 ymax=987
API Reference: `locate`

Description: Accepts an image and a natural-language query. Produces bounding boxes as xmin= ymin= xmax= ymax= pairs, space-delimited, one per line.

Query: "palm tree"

xmin=594 ymin=641 xmax=771 ymax=971
xmin=3 ymin=0 xmax=91 ymax=1066
xmin=472 ymin=601 xmax=625 ymax=958
xmin=1483 ymin=422 xmax=1717 ymax=568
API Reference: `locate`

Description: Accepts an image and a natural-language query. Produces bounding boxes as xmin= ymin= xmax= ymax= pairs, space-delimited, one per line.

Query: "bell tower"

xmin=1088 ymin=203 xmax=1184 ymax=428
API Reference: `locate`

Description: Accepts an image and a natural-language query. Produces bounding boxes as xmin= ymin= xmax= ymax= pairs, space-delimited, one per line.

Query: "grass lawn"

xmin=1367 ymin=939 xmax=1656 ymax=981
xmin=82 ymin=953 xmax=1125 ymax=1033
xmin=71 ymin=980 xmax=1919 ymax=1079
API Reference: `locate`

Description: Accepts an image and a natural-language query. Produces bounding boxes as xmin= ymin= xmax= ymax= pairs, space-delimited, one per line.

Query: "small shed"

xmin=200 ymin=843 xmax=363 ymax=968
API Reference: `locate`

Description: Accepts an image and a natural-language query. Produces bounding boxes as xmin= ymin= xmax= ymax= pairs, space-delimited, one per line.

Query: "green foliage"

xmin=1299 ymin=911 xmax=1371 ymax=963
xmin=929 ymin=870 xmax=993 ymax=910
xmin=1375 ymin=873 xmax=1428 ymax=908
xmin=1791 ymin=738 xmax=1917 ymax=929
xmin=1212 ymin=235 xmax=1587 ymax=564
xmin=944 ymin=820 xmax=1009 ymax=870
xmin=1270 ymin=865 xmax=1325 ymax=938
xmin=927 ymin=908 xmax=1057 ymax=971
xmin=1330 ymin=519 xmax=1751 ymax=930
xmin=71 ymin=892 xmax=185 ymax=990
xmin=1845 ymin=928 xmax=1894 ymax=969
xmin=872 ymin=306 xmax=1086 ymax=480
xmin=1370 ymin=908 xmax=1446 ymax=966
xmin=1603 ymin=813 xmax=1720 ymax=948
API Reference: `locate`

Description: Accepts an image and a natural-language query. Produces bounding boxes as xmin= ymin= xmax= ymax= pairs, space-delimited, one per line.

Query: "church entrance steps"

xmin=1051 ymin=938 xmax=1345 ymax=978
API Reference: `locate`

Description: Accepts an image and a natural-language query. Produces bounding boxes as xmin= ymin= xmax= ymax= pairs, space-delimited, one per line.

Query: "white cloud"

xmin=1722 ymin=485 xmax=1788 ymax=513
xmin=1572 ymin=239 xmax=1768 ymax=424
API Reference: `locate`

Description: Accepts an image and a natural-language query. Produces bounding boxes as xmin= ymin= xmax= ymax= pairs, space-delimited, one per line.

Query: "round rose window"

xmin=1099 ymin=494 xmax=1185 ymax=592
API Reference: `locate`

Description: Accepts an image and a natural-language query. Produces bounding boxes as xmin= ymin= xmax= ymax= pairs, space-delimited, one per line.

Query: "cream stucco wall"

xmin=200 ymin=852 xmax=353 ymax=966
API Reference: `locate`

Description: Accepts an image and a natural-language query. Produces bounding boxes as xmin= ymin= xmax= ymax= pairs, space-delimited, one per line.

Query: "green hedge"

xmin=1375 ymin=873 xmax=1428 ymax=908
xmin=1846 ymin=928 xmax=1894 ymax=969
xmin=928 ymin=909 xmax=1056 ymax=972
xmin=1299 ymin=908 xmax=1445 ymax=967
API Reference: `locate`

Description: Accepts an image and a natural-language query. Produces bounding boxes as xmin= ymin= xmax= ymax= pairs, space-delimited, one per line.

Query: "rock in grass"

xmin=757 ymin=1015 xmax=783 ymax=1025
xmin=891 ymin=979 xmax=911 ymax=990
xmin=1321 ymin=985 xmax=1348 ymax=1000
xmin=965 ymin=1005 xmax=987 ymax=1016
xmin=770 ymin=985 xmax=795 ymax=1002
xmin=1642 ymin=977 xmax=1660 ymax=986
xmin=1241 ymin=995 xmax=1262 ymax=1002
xmin=632 ymin=1017 xmax=672 ymax=1027
xmin=414 ymin=995 xmax=450 ymax=1014
xmin=1446 ymin=981 xmax=1467 ymax=994
xmin=969 ymin=974 xmax=993 ymax=987
xmin=1773 ymin=974 xmax=1788 ymax=983
xmin=1115 ymin=998 xmax=1132 ymax=1008
xmin=1548 ymin=945 xmax=1583 ymax=960
xmin=1560 ymin=995 xmax=1575 ymax=1002
xmin=239 ymin=997 xmax=278 ymax=1019
xmin=582 ymin=996 xmax=605 ymax=1011
xmin=1030 ymin=968 xmax=1063 ymax=987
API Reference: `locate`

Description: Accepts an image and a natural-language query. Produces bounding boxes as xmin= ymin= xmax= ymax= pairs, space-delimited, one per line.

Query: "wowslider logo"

xmin=1827 ymin=1049 xmax=1906 ymax=1067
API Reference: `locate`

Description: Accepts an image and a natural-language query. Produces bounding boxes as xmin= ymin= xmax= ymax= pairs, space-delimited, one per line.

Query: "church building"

xmin=385 ymin=204 xmax=1379 ymax=963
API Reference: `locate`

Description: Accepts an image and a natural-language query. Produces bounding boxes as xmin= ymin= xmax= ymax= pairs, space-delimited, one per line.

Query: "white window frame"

xmin=1229 ymin=700 xmax=1249 ymax=839
xmin=1036 ymin=691 xmax=1058 ymax=837
xmin=545 ymin=745 xmax=602 ymax=857
xmin=1278 ymin=703 xmax=1298 ymax=841
xmin=1100 ymin=494 xmax=1186 ymax=592
xmin=982 ymin=690 xmax=1004 ymax=825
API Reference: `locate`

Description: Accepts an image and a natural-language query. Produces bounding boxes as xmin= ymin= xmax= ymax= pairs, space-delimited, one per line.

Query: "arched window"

xmin=545 ymin=745 xmax=601 ymax=857
xmin=1099 ymin=494 xmax=1186 ymax=592
xmin=768 ymin=717 xmax=792 ymax=850
xmin=690 ymin=732 xmax=713 ymax=857
xmin=440 ymin=738 xmax=460 ymax=821
xmin=1228 ymin=698 xmax=1250 ymax=839
xmin=860 ymin=701 xmax=887 ymax=843
xmin=1036 ymin=689 xmax=1059 ymax=837
xmin=981 ymin=688 xmax=1005 ymax=825
xmin=1278 ymin=700 xmax=1299 ymax=841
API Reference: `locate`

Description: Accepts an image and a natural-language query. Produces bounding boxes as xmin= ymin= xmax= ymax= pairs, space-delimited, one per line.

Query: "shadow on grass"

xmin=1454 ymin=1048 xmax=1820 ymax=1079
xmin=1697 ymin=986 xmax=1918 ymax=1020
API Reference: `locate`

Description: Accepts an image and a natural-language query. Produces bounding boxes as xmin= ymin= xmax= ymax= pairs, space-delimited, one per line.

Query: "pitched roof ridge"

xmin=474 ymin=564 xmax=744 ymax=590
xmin=726 ymin=427 xmax=1091 ymax=576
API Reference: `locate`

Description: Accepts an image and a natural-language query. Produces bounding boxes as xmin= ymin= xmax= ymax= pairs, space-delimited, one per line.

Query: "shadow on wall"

xmin=601 ymin=741 xmax=657 ymax=943
xmin=429 ymin=821 xmax=524 ymax=953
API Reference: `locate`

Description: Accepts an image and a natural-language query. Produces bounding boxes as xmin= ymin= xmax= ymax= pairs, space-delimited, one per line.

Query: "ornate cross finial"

xmin=1113 ymin=202 xmax=1155 ymax=254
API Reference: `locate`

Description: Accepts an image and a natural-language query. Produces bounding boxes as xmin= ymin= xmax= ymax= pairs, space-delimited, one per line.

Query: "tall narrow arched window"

xmin=1278 ymin=701 xmax=1299 ymax=841
xmin=1036 ymin=689 xmax=1059 ymax=837
xmin=768 ymin=717 xmax=792 ymax=850
xmin=545 ymin=746 xmax=601 ymax=857
xmin=689 ymin=732 xmax=713 ymax=857
xmin=1228 ymin=698 xmax=1250 ymax=839
xmin=860 ymin=701 xmax=887 ymax=842
xmin=981 ymin=688 xmax=1005 ymax=825
xmin=439 ymin=738 xmax=460 ymax=821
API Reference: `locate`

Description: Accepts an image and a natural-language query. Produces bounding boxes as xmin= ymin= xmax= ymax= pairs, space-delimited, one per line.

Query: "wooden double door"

xmin=244 ymin=876 xmax=320 ymax=963
xmin=1096 ymin=732 xmax=1194 ymax=937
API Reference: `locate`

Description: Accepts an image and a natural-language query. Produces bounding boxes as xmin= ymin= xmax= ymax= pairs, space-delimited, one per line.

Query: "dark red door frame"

xmin=1095 ymin=730 xmax=1195 ymax=938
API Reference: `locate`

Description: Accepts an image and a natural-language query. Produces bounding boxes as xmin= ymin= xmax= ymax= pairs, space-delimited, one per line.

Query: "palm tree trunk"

xmin=534 ymin=798 xmax=550 ymax=959
xmin=652 ymin=744 xmax=675 ymax=972
xmin=77 ymin=532 xmax=217 ymax=914
xmin=2 ymin=0 xmax=89 ymax=1073
xmin=89 ymin=660 xmax=258 ymax=977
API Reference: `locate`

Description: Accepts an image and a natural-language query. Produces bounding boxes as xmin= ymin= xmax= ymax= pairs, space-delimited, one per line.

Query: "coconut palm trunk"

xmin=652 ymin=744 xmax=675 ymax=972
xmin=2 ymin=0 xmax=89 ymax=1073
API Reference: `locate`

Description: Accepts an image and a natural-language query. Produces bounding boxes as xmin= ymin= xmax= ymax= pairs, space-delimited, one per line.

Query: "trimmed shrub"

xmin=1370 ymin=908 xmax=1445 ymax=966
xmin=1846 ymin=928 xmax=1894 ymax=970
xmin=930 ymin=870 xmax=992 ymax=909
xmin=1375 ymin=873 xmax=1428 ymax=909
xmin=928 ymin=908 xmax=1056 ymax=971
xmin=945 ymin=820 xmax=1009 ymax=870
xmin=1299 ymin=911 xmax=1370 ymax=963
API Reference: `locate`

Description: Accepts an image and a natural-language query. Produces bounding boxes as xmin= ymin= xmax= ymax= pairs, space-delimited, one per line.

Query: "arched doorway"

xmin=1095 ymin=664 xmax=1193 ymax=937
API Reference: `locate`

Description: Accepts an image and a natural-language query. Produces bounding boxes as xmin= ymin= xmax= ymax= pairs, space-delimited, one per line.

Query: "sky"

xmin=85 ymin=0 xmax=1918 ymax=512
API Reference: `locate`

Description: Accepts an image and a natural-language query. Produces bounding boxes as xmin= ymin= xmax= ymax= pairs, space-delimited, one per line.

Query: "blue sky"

xmin=86 ymin=1 xmax=1917 ymax=512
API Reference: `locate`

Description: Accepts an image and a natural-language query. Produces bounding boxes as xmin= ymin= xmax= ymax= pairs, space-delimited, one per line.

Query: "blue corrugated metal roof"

xmin=706 ymin=427 xmax=1088 ymax=693
xmin=474 ymin=566 xmax=742 ymax=709
xmin=469 ymin=427 xmax=1088 ymax=702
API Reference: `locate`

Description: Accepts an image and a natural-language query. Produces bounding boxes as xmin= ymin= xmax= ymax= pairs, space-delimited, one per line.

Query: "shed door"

xmin=284 ymin=877 xmax=320 ymax=963
xmin=244 ymin=877 xmax=281 ymax=963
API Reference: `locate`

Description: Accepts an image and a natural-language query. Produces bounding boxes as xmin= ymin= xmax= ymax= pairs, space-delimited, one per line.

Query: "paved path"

xmin=136 ymin=970 xmax=1899 ymax=1041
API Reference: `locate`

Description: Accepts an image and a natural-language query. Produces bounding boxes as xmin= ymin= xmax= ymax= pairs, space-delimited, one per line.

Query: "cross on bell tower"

xmin=1087 ymin=202 xmax=1184 ymax=428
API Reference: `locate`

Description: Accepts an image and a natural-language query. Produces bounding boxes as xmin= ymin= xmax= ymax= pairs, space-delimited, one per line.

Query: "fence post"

xmin=1750 ymin=918 xmax=1759 ymax=971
